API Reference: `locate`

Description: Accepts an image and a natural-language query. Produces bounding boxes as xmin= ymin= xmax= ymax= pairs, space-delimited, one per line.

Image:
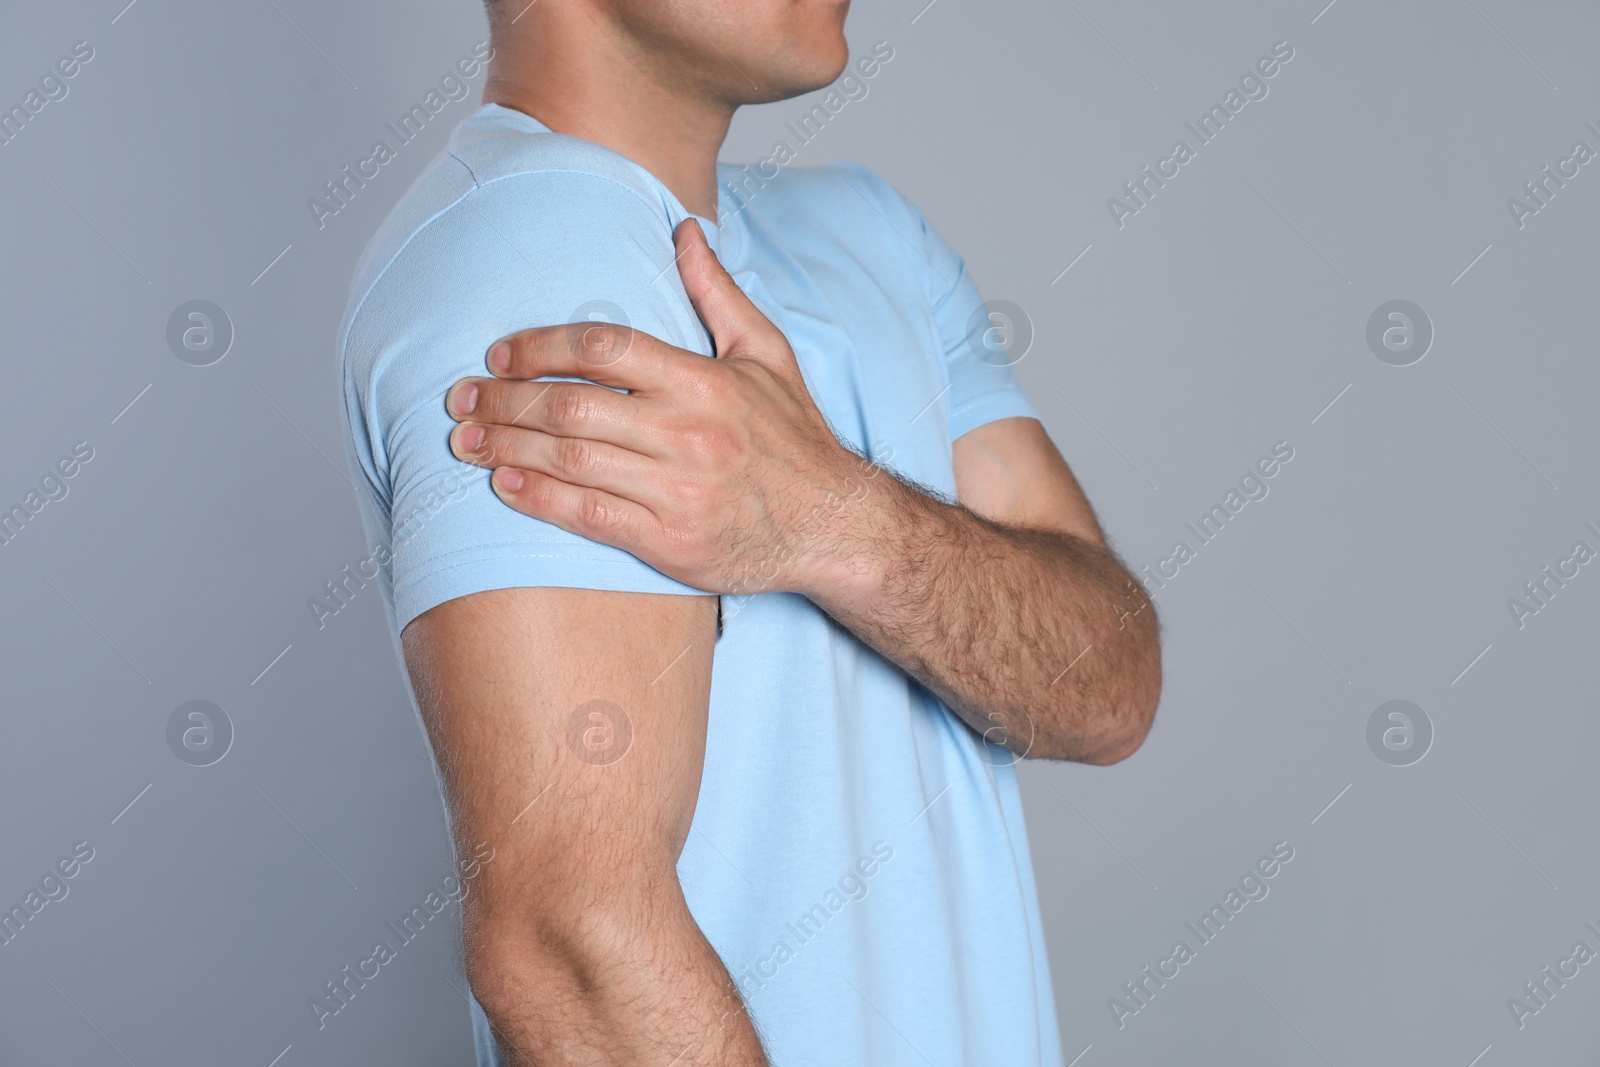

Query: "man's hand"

xmin=446 ymin=219 xmax=1162 ymax=764
xmin=446 ymin=218 xmax=868 ymax=598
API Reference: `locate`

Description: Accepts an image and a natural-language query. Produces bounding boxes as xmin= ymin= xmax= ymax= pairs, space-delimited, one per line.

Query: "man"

xmin=339 ymin=0 xmax=1162 ymax=1063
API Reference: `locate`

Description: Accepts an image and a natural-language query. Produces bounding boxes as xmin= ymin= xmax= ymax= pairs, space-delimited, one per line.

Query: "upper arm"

xmin=349 ymin=165 xmax=721 ymax=918
xmin=346 ymin=163 xmax=756 ymax=1055
xmin=953 ymin=416 xmax=1105 ymax=544
xmin=402 ymin=586 xmax=717 ymax=929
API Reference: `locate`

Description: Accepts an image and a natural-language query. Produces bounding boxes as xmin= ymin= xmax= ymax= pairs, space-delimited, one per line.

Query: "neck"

xmin=483 ymin=14 xmax=732 ymax=220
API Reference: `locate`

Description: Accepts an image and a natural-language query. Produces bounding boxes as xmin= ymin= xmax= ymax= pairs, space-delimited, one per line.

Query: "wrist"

xmin=790 ymin=457 xmax=958 ymax=610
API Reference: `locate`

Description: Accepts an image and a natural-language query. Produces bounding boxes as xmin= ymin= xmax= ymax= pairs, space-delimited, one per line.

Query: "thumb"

xmin=673 ymin=219 xmax=786 ymax=365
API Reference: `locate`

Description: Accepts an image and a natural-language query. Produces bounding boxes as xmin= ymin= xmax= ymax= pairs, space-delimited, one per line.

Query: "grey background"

xmin=1 ymin=0 xmax=1595 ymax=1064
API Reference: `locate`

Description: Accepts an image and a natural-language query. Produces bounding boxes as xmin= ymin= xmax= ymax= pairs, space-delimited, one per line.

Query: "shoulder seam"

xmin=339 ymin=154 xmax=672 ymax=356
xmin=337 ymin=153 xmax=479 ymax=365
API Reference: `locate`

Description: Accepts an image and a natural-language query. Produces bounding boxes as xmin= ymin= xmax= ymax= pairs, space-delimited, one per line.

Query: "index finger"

xmin=488 ymin=321 xmax=671 ymax=391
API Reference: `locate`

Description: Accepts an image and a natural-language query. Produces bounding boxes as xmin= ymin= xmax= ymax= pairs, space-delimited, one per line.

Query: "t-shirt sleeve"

xmin=342 ymin=165 xmax=715 ymax=631
xmin=840 ymin=164 xmax=1041 ymax=441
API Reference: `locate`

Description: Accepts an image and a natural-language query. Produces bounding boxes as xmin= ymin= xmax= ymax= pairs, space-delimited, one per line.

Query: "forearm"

xmin=800 ymin=471 xmax=1162 ymax=763
xmin=469 ymin=881 xmax=767 ymax=1065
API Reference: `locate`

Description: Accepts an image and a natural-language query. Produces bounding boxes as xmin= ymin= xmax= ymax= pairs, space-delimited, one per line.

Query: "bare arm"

xmin=802 ymin=415 xmax=1161 ymax=764
xmin=402 ymin=587 xmax=766 ymax=1064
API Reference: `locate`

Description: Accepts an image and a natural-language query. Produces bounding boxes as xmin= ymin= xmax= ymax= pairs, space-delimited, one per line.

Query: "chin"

xmin=750 ymin=37 xmax=851 ymax=103
xmin=813 ymin=35 xmax=853 ymax=85
xmin=744 ymin=0 xmax=850 ymax=100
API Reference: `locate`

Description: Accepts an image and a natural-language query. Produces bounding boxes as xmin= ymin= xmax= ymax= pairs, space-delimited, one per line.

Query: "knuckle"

xmin=694 ymin=426 xmax=739 ymax=464
xmin=552 ymin=436 xmax=595 ymax=477
xmin=547 ymin=388 xmax=592 ymax=430
xmin=573 ymin=322 xmax=629 ymax=366
xmin=648 ymin=345 xmax=671 ymax=381
xmin=656 ymin=517 xmax=689 ymax=550
xmin=676 ymin=359 xmax=721 ymax=402
xmin=660 ymin=521 xmax=705 ymax=567
xmin=682 ymin=486 xmax=718 ymax=526
xmin=578 ymin=492 xmax=613 ymax=531
xmin=679 ymin=423 xmax=724 ymax=458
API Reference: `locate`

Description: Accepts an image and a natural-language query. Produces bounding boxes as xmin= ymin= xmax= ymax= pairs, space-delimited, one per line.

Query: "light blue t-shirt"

xmin=339 ymin=103 xmax=1063 ymax=1067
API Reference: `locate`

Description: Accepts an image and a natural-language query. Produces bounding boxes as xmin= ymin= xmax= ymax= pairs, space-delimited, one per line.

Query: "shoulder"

xmin=342 ymin=106 xmax=684 ymax=345
xmin=449 ymin=105 xmax=674 ymax=209
xmin=339 ymin=108 xmax=716 ymax=444
xmin=725 ymin=161 xmax=956 ymax=306
xmin=723 ymin=160 xmax=921 ymax=233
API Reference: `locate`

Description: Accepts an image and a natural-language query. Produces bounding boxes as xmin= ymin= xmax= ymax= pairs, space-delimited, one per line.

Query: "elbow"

xmin=1086 ymin=660 xmax=1162 ymax=765
xmin=1053 ymin=586 xmax=1164 ymax=766
xmin=1021 ymin=701 xmax=1154 ymax=765
xmin=1077 ymin=706 xmax=1154 ymax=765
xmin=1031 ymin=653 xmax=1162 ymax=766
xmin=464 ymin=909 xmax=590 ymax=1044
xmin=463 ymin=881 xmax=668 ymax=1049
xmin=1092 ymin=619 xmax=1164 ymax=764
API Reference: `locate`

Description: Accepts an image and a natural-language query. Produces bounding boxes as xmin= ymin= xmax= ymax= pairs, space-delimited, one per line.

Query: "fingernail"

xmin=488 ymin=342 xmax=511 ymax=374
xmin=449 ymin=381 xmax=479 ymax=416
xmin=455 ymin=424 xmax=485 ymax=453
xmin=493 ymin=467 xmax=525 ymax=493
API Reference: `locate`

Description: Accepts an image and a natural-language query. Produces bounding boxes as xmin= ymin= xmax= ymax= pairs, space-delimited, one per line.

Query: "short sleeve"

xmin=342 ymin=165 xmax=715 ymax=631
xmin=841 ymin=165 xmax=1040 ymax=441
